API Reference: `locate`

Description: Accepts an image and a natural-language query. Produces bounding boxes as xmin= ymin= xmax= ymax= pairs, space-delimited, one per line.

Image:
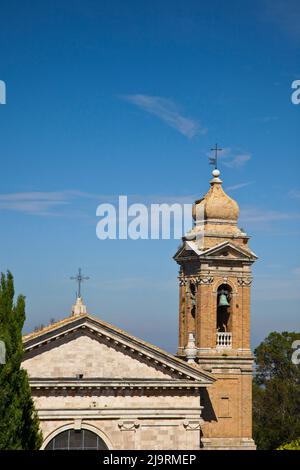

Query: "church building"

xmin=22 ymin=168 xmax=257 ymax=450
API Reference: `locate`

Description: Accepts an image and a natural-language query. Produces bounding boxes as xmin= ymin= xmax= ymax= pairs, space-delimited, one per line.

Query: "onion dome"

xmin=192 ymin=169 xmax=239 ymax=223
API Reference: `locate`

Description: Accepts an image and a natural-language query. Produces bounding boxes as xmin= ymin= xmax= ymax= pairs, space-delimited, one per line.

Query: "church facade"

xmin=22 ymin=169 xmax=257 ymax=450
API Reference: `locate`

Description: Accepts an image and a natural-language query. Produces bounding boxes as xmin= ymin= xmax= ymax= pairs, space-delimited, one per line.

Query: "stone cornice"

xmin=37 ymin=408 xmax=203 ymax=421
xmin=29 ymin=378 xmax=206 ymax=390
xmin=196 ymin=354 xmax=254 ymax=362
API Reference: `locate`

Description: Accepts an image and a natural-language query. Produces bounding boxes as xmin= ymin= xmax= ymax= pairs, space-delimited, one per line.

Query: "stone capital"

xmin=197 ymin=276 xmax=214 ymax=285
xmin=183 ymin=420 xmax=201 ymax=430
xmin=179 ymin=275 xmax=215 ymax=286
xmin=237 ymin=277 xmax=252 ymax=287
xmin=178 ymin=276 xmax=188 ymax=286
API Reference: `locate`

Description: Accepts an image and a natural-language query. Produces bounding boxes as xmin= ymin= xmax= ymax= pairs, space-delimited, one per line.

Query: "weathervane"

xmin=70 ymin=268 xmax=89 ymax=299
xmin=209 ymin=143 xmax=223 ymax=169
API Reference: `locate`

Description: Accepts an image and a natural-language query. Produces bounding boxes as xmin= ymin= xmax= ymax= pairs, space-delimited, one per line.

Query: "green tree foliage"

xmin=277 ymin=438 xmax=300 ymax=450
xmin=253 ymin=331 xmax=300 ymax=450
xmin=0 ymin=271 xmax=42 ymax=449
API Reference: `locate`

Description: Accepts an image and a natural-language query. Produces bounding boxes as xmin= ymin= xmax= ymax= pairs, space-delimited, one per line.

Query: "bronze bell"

xmin=218 ymin=293 xmax=230 ymax=307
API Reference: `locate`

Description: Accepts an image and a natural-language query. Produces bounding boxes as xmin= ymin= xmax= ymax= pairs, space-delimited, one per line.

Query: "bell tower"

xmin=174 ymin=167 xmax=257 ymax=449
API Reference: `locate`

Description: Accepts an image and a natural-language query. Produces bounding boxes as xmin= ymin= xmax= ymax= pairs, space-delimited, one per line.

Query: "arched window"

xmin=216 ymin=284 xmax=232 ymax=332
xmin=190 ymin=281 xmax=196 ymax=319
xmin=44 ymin=429 xmax=109 ymax=450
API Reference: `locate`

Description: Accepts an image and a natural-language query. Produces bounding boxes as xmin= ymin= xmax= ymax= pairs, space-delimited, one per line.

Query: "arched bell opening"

xmin=185 ymin=280 xmax=197 ymax=346
xmin=216 ymin=284 xmax=232 ymax=333
xmin=190 ymin=281 xmax=196 ymax=319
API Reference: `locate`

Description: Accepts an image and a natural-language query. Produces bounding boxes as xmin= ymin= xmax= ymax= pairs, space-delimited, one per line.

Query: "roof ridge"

xmin=23 ymin=314 xmax=78 ymax=341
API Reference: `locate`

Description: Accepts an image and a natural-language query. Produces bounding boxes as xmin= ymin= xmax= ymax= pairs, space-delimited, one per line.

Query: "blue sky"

xmin=0 ymin=0 xmax=299 ymax=352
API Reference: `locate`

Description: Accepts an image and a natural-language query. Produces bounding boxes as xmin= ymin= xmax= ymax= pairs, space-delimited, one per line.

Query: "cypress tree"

xmin=0 ymin=271 xmax=42 ymax=449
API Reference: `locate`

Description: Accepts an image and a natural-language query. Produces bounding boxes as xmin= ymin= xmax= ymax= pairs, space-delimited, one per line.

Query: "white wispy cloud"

xmin=293 ymin=267 xmax=300 ymax=277
xmin=239 ymin=206 xmax=300 ymax=231
xmin=0 ymin=190 xmax=90 ymax=216
xmin=208 ymin=147 xmax=252 ymax=169
xmin=253 ymin=266 xmax=300 ymax=301
xmin=226 ymin=181 xmax=254 ymax=191
xmin=121 ymin=94 xmax=206 ymax=138
xmin=222 ymin=152 xmax=251 ymax=169
xmin=256 ymin=116 xmax=278 ymax=123
xmin=289 ymin=189 xmax=300 ymax=199
xmin=0 ymin=190 xmax=198 ymax=218
xmin=2 ymin=191 xmax=299 ymax=236
xmin=254 ymin=276 xmax=300 ymax=301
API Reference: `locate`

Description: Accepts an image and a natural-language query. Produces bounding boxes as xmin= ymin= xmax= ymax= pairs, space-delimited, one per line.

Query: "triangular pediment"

xmin=173 ymin=241 xmax=201 ymax=261
xmin=174 ymin=240 xmax=257 ymax=263
xmin=200 ymin=241 xmax=257 ymax=261
xmin=22 ymin=314 xmax=214 ymax=388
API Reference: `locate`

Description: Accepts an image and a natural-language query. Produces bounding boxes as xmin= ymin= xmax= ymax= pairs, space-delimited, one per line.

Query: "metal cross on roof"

xmin=209 ymin=143 xmax=223 ymax=169
xmin=70 ymin=268 xmax=89 ymax=298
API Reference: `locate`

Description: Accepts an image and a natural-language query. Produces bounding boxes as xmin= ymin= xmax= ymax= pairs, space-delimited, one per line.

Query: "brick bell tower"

xmin=174 ymin=166 xmax=257 ymax=450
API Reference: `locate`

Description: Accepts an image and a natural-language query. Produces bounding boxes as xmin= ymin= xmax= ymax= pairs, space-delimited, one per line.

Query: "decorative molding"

xmin=237 ymin=277 xmax=252 ymax=287
xmin=179 ymin=275 xmax=214 ymax=286
xmin=29 ymin=378 xmax=206 ymax=390
xmin=74 ymin=418 xmax=82 ymax=430
xmin=183 ymin=420 xmax=201 ymax=430
xmin=118 ymin=420 xmax=140 ymax=431
xmin=178 ymin=276 xmax=188 ymax=286
xmin=198 ymin=276 xmax=214 ymax=285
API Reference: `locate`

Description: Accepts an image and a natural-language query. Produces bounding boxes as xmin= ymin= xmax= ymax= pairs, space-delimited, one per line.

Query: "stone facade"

xmin=22 ymin=314 xmax=214 ymax=450
xmin=22 ymin=168 xmax=257 ymax=450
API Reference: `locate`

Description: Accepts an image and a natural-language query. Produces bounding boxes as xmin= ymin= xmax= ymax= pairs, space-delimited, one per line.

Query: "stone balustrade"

xmin=216 ymin=332 xmax=232 ymax=349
